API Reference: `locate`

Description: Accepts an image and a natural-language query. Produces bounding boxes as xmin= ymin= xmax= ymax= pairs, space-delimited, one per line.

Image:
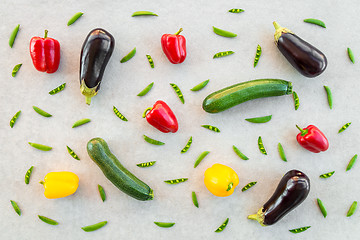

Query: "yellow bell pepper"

xmin=204 ymin=163 xmax=239 ymax=197
xmin=40 ymin=171 xmax=79 ymax=199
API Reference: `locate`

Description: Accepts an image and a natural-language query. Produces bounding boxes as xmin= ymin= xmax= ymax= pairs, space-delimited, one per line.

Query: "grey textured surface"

xmin=1 ymin=0 xmax=360 ymax=239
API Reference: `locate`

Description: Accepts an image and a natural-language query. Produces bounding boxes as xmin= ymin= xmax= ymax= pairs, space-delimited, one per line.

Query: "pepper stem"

xmin=142 ymin=107 xmax=152 ymax=118
xmin=175 ymin=28 xmax=183 ymax=35
xmin=226 ymin=182 xmax=233 ymax=191
xmin=39 ymin=181 xmax=44 ymax=185
xmin=44 ymin=30 xmax=48 ymax=38
xmin=85 ymin=96 xmax=91 ymax=105
xmin=296 ymin=125 xmax=308 ymax=136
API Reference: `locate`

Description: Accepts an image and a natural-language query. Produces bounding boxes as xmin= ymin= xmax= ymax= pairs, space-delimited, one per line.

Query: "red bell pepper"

xmin=143 ymin=100 xmax=178 ymax=133
xmin=296 ymin=125 xmax=329 ymax=153
xmin=161 ymin=28 xmax=186 ymax=64
xmin=30 ymin=30 xmax=60 ymax=73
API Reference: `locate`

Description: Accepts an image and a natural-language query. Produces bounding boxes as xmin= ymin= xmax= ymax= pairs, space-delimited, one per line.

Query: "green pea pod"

xmin=98 ymin=185 xmax=106 ymax=202
xmin=347 ymin=201 xmax=357 ymax=217
xmin=12 ymin=63 xmax=22 ymax=77
xmin=317 ymin=198 xmax=327 ymax=218
xmin=82 ymin=221 xmax=107 ymax=232
xmin=258 ymin=136 xmax=267 ymax=155
xmin=215 ymin=218 xmax=229 ymax=232
xmin=120 ymin=47 xmax=136 ymax=63
xmin=154 ymin=222 xmax=175 ymax=228
xmin=164 ymin=178 xmax=188 ymax=184
xmin=346 ymin=154 xmax=357 ymax=171
xmin=194 ymin=151 xmax=210 ymax=168
xmin=72 ymin=118 xmax=91 ymax=128
xmin=38 ymin=215 xmax=59 ymax=225
xmin=324 ymin=86 xmax=332 ymax=109
xmin=10 ymin=110 xmax=21 ymax=128
xmin=213 ymin=26 xmax=237 ymax=38
xmin=277 ymin=143 xmax=287 ymax=162
xmin=191 ymin=80 xmax=209 ymax=92
xmin=228 ymin=9 xmax=244 ymax=13
xmin=201 ymin=125 xmax=220 ymax=132
xmin=113 ymin=106 xmax=128 ymax=121
xmin=253 ymin=45 xmax=262 ymax=67
xmin=232 ymin=145 xmax=249 ymax=160
xmin=242 ymin=182 xmax=257 ymax=192
xmin=143 ymin=135 xmax=165 ymax=145
xmin=28 ymin=142 xmax=52 ymax=151
xmin=347 ymin=48 xmax=355 ymax=63
xmin=213 ymin=51 xmax=234 ymax=59
xmin=137 ymin=82 xmax=154 ymax=96
xmin=67 ymin=12 xmax=83 ymax=26
xmin=245 ymin=115 xmax=272 ymax=123
xmin=49 ymin=83 xmax=66 ymax=95
xmin=66 ymin=146 xmax=80 ymax=160
xmin=146 ymin=55 xmax=155 ymax=68
xmin=181 ymin=136 xmax=193 ymax=153
xmin=132 ymin=11 xmax=158 ymax=17
xmin=303 ymin=18 xmax=326 ymax=28
xmin=339 ymin=122 xmax=351 ymax=133
xmin=192 ymin=191 xmax=199 ymax=208
xmin=10 ymin=200 xmax=21 ymax=216
xmin=319 ymin=171 xmax=335 ymax=178
xmin=33 ymin=106 xmax=52 ymax=117
xmin=136 ymin=161 xmax=156 ymax=168
xmin=293 ymin=91 xmax=300 ymax=110
xmin=170 ymin=83 xmax=185 ymax=104
xmin=25 ymin=166 xmax=34 ymax=184
xmin=9 ymin=24 xmax=20 ymax=48
xmin=289 ymin=226 xmax=311 ymax=233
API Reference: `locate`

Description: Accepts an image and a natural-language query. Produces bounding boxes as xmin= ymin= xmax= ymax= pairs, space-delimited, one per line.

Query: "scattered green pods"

xmin=289 ymin=226 xmax=311 ymax=233
xmin=25 ymin=166 xmax=34 ymax=184
xmin=170 ymin=83 xmax=185 ymax=104
xmin=136 ymin=161 xmax=156 ymax=168
xmin=38 ymin=215 xmax=59 ymax=225
xmin=213 ymin=26 xmax=237 ymax=38
xmin=346 ymin=154 xmax=357 ymax=171
xmin=278 ymin=143 xmax=287 ymax=162
xmin=146 ymin=55 xmax=155 ymax=68
xmin=10 ymin=200 xmax=21 ymax=216
xmin=9 ymin=24 xmax=20 ymax=48
xmin=228 ymin=9 xmax=244 ymax=13
xmin=143 ymin=135 xmax=165 ymax=145
xmin=33 ymin=106 xmax=52 ymax=117
xmin=10 ymin=110 xmax=21 ymax=128
xmin=181 ymin=136 xmax=193 ymax=153
xmin=253 ymin=44 xmax=262 ymax=67
xmin=12 ymin=63 xmax=22 ymax=77
xmin=245 ymin=115 xmax=272 ymax=123
xmin=324 ymin=86 xmax=332 ymax=109
xmin=194 ymin=151 xmax=210 ymax=168
xmin=132 ymin=11 xmax=158 ymax=17
xmin=213 ymin=51 xmax=234 ymax=59
xmin=164 ymin=178 xmax=188 ymax=184
xmin=319 ymin=171 xmax=335 ymax=178
xmin=113 ymin=106 xmax=128 ymax=121
xmin=347 ymin=201 xmax=357 ymax=217
xmin=191 ymin=80 xmax=209 ymax=91
xmin=201 ymin=125 xmax=220 ymax=132
xmin=49 ymin=83 xmax=66 ymax=95
xmin=317 ymin=198 xmax=327 ymax=218
xmin=215 ymin=218 xmax=229 ymax=232
xmin=232 ymin=145 xmax=249 ymax=160
xmin=348 ymin=48 xmax=355 ymax=63
xmin=66 ymin=146 xmax=80 ymax=160
xmin=338 ymin=122 xmax=351 ymax=133
xmin=98 ymin=184 xmax=106 ymax=202
xmin=72 ymin=118 xmax=91 ymax=128
xmin=303 ymin=18 xmax=326 ymax=28
xmin=292 ymin=91 xmax=300 ymax=110
xmin=154 ymin=222 xmax=175 ymax=228
xmin=82 ymin=221 xmax=108 ymax=232
xmin=258 ymin=136 xmax=267 ymax=155
xmin=67 ymin=12 xmax=83 ymax=26
xmin=120 ymin=47 xmax=136 ymax=63
xmin=137 ymin=82 xmax=154 ymax=96
xmin=242 ymin=182 xmax=257 ymax=192
xmin=192 ymin=191 xmax=199 ymax=208
xmin=28 ymin=142 xmax=52 ymax=151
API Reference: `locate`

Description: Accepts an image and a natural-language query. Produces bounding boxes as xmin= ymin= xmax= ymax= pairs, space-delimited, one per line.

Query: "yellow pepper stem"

xmin=226 ymin=182 xmax=233 ymax=191
xmin=39 ymin=181 xmax=44 ymax=185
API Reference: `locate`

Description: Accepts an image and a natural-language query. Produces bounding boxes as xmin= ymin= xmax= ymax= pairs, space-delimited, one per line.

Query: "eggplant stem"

xmin=273 ymin=21 xmax=281 ymax=31
xmin=247 ymin=208 xmax=266 ymax=226
xmin=142 ymin=107 xmax=153 ymax=118
xmin=85 ymin=96 xmax=91 ymax=105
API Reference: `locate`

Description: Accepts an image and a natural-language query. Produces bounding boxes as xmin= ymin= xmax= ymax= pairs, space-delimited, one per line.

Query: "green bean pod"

xmin=146 ymin=55 xmax=155 ymax=68
xmin=242 ymin=181 xmax=257 ymax=192
xmin=213 ymin=51 xmax=234 ymax=59
xmin=191 ymin=80 xmax=209 ymax=91
xmin=289 ymin=226 xmax=311 ymax=233
xmin=253 ymin=45 xmax=262 ymax=67
xmin=215 ymin=218 xmax=229 ymax=232
xmin=232 ymin=145 xmax=249 ymax=160
xmin=258 ymin=136 xmax=267 ymax=155
xmin=136 ymin=161 xmax=156 ymax=168
xmin=143 ymin=135 xmax=165 ymax=145
xmin=10 ymin=110 xmax=21 ymax=128
xmin=113 ymin=106 xmax=128 ymax=121
xmin=181 ymin=136 xmax=193 ymax=153
xmin=120 ymin=47 xmax=136 ymax=63
xmin=164 ymin=178 xmax=188 ymax=184
xmin=170 ymin=83 xmax=185 ymax=104
xmin=292 ymin=91 xmax=300 ymax=110
xmin=201 ymin=125 xmax=220 ymax=132
xmin=319 ymin=171 xmax=335 ymax=178
xmin=25 ymin=166 xmax=34 ymax=184
xmin=49 ymin=83 xmax=66 ymax=95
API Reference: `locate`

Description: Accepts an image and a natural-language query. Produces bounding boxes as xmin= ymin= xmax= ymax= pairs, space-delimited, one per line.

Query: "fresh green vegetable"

xmin=143 ymin=135 xmax=165 ymax=145
xmin=170 ymin=83 xmax=185 ymax=104
xmin=12 ymin=63 xmax=22 ymax=77
xmin=82 ymin=221 xmax=108 ymax=232
xmin=317 ymin=198 xmax=327 ymax=218
xmin=132 ymin=11 xmax=158 ymax=17
xmin=194 ymin=151 xmax=210 ymax=168
xmin=9 ymin=24 xmax=20 ymax=48
xmin=10 ymin=110 xmax=21 ymax=128
xmin=319 ymin=171 xmax=335 ymax=178
xmin=154 ymin=222 xmax=175 ymax=228
xmin=213 ymin=51 xmax=234 ymax=59
xmin=289 ymin=226 xmax=311 ymax=233
xmin=258 ymin=136 xmax=267 ymax=155
xmin=191 ymin=80 xmax=209 ymax=91
xmin=338 ymin=122 xmax=351 ymax=133
xmin=192 ymin=191 xmax=199 ymax=208
xmin=228 ymin=9 xmax=244 ymax=13
xmin=245 ymin=115 xmax=272 ymax=123
xmin=28 ymin=142 xmax=52 ymax=151
xmin=324 ymin=86 xmax=332 ymax=109
xmin=164 ymin=178 xmax=188 ymax=184
xmin=215 ymin=218 xmax=229 ymax=232
xmin=242 ymin=182 xmax=257 ymax=192
xmin=38 ymin=215 xmax=59 ymax=225
xmin=72 ymin=118 xmax=91 ymax=128
xmin=66 ymin=146 xmax=80 ymax=160
xmin=213 ymin=26 xmax=237 ymax=38
xmin=253 ymin=44 xmax=262 ymax=67
xmin=146 ymin=55 xmax=155 ymax=68
xmin=120 ymin=47 xmax=136 ymax=63
xmin=25 ymin=166 xmax=34 ymax=184
xmin=232 ymin=145 xmax=249 ymax=160
xmin=181 ymin=136 xmax=193 ymax=153
xmin=49 ymin=83 xmax=66 ymax=95
xmin=348 ymin=48 xmax=355 ymax=63
xmin=278 ymin=143 xmax=287 ymax=162
xmin=33 ymin=106 xmax=52 ymax=117
xmin=137 ymin=82 xmax=154 ymax=96
xmin=202 ymin=79 xmax=292 ymax=113
xmin=67 ymin=12 xmax=83 ymax=26
xmin=113 ymin=106 xmax=128 ymax=121
xmin=303 ymin=18 xmax=326 ymax=28
xmin=98 ymin=185 xmax=106 ymax=202
xmin=347 ymin=201 xmax=357 ymax=217
xmin=201 ymin=125 xmax=220 ymax=132
xmin=136 ymin=161 xmax=156 ymax=168
xmin=293 ymin=91 xmax=299 ymax=110
xmin=87 ymin=138 xmax=154 ymax=201
xmin=346 ymin=154 xmax=357 ymax=171
xmin=10 ymin=200 xmax=21 ymax=216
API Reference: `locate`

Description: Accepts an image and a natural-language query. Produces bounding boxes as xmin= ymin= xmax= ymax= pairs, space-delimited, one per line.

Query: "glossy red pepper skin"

xmin=144 ymin=100 xmax=178 ymax=133
xmin=161 ymin=28 xmax=186 ymax=64
xmin=296 ymin=125 xmax=329 ymax=153
xmin=30 ymin=30 xmax=60 ymax=74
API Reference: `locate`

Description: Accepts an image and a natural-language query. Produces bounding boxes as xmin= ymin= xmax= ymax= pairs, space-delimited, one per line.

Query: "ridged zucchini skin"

xmin=202 ymin=79 xmax=292 ymax=113
xmin=87 ymin=137 xmax=153 ymax=201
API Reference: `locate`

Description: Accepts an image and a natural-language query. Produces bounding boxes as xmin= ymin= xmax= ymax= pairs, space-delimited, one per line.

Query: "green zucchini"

xmin=87 ymin=137 xmax=153 ymax=201
xmin=202 ymin=79 xmax=292 ymax=113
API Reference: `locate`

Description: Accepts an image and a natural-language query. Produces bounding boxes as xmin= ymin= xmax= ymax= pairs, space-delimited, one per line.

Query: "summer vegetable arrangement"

xmin=6 ymin=5 xmax=359 ymax=238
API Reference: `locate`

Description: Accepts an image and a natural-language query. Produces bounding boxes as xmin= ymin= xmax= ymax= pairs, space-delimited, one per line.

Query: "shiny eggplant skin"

xmin=80 ymin=28 xmax=115 ymax=105
xmin=273 ymin=22 xmax=327 ymax=78
xmin=248 ymin=170 xmax=310 ymax=226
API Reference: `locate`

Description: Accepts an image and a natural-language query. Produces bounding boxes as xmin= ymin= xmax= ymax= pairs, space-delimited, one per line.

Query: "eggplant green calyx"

xmin=247 ymin=207 xmax=266 ymax=226
xmin=80 ymin=79 xmax=100 ymax=105
xmin=273 ymin=21 xmax=293 ymax=44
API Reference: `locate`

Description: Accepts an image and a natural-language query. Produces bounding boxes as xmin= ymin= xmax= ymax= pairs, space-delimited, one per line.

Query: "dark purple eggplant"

xmin=273 ymin=22 xmax=327 ymax=78
xmin=80 ymin=28 xmax=115 ymax=105
xmin=248 ymin=169 xmax=310 ymax=226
